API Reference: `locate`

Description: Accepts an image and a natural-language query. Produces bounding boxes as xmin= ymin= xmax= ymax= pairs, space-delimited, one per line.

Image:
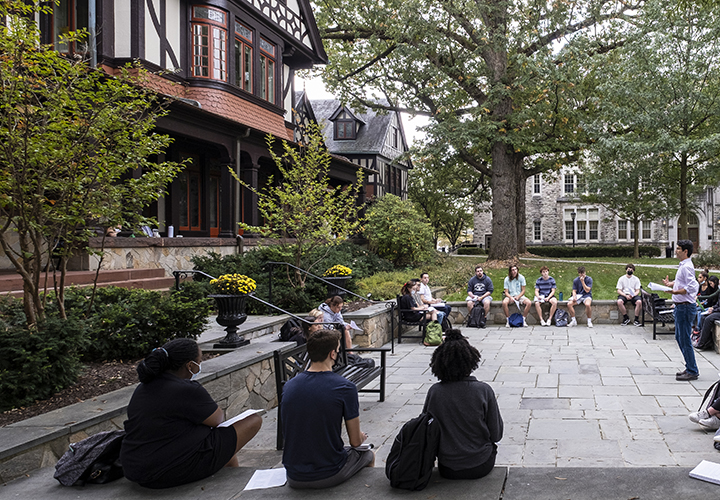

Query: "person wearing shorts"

xmin=568 ymin=266 xmax=593 ymax=328
xmin=616 ymin=264 xmax=641 ymax=326
xmin=467 ymin=265 xmax=494 ymax=316
xmin=534 ymin=266 xmax=558 ymax=326
xmin=502 ymin=265 xmax=531 ymax=327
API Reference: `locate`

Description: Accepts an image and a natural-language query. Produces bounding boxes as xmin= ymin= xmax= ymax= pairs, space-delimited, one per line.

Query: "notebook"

xmin=689 ymin=460 xmax=720 ymax=485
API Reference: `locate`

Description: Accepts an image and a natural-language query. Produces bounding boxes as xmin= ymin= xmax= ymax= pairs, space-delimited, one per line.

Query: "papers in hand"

xmin=218 ymin=409 xmax=264 ymax=427
xmin=689 ymin=460 xmax=720 ymax=485
xmin=244 ymin=468 xmax=287 ymax=490
xmin=648 ymin=282 xmax=672 ymax=292
xmin=348 ymin=320 xmax=362 ymax=332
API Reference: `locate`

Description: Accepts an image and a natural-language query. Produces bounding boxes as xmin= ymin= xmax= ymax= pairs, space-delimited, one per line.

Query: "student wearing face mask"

xmin=616 ymin=264 xmax=642 ymax=326
xmin=120 ymin=339 xmax=261 ymax=489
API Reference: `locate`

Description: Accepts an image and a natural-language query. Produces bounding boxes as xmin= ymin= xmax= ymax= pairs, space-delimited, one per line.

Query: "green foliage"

xmin=0 ymin=1 xmax=182 ymax=325
xmin=232 ymin=123 xmax=364 ymax=287
xmin=528 ymin=246 xmax=662 ymax=258
xmin=355 ymin=271 xmax=421 ymax=300
xmin=0 ymin=297 xmax=89 ymax=412
xmin=456 ymin=247 xmax=487 ymax=255
xmin=61 ymin=287 xmax=211 ymax=361
xmin=364 ymin=195 xmax=435 ymax=266
xmin=693 ymin=251 xmax=720 ymax=269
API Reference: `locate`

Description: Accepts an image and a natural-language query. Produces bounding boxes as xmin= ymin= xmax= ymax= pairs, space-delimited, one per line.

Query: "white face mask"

xmin=189 ymin=360 xmax=202 ymax=380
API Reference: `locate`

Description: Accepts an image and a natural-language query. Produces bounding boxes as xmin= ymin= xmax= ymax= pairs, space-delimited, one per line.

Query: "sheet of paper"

xmin=244 ymin=468 xmax=287 ymax=490
xmin=218 ymin=409 xmax=264 ymax=428
xmin=689 ymin=460 xmax=720 ymax=485
xmin=349 ymin=320 xmax=362 ymax=331
xmin=648 ymin=282 xmax=672 ymax=292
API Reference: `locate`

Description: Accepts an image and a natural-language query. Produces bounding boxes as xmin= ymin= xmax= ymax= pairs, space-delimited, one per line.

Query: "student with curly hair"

xmin=120 ymin=339 xmax=261 ymax=489
xmin=423 ymin=329 xmax=503 ymax=480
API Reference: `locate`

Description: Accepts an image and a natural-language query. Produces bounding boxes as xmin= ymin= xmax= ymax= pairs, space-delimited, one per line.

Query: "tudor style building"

xmin=38 ymin=0 xmax=363 ymax=238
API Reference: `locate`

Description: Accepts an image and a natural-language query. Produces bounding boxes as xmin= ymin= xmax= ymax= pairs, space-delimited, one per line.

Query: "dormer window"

xmin=335 ymin=120 xmax=356 ymax=140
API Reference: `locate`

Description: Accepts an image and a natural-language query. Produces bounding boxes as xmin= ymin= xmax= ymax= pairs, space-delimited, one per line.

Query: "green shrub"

xmin=0 ymin=297 xmax=89 ymax=412
xmin=527 ymin=245 xmax=661 ymax=258
xmin=355 ymin=271 xmax=420 ymax=300
xmin=62 ymin=286 xmax=211 ymax=361
xmin=694 ymin=251 xmax=720 ymax=269
xmin=456 ymin=247 xmax=486 ymax=255
xmin=364 ymin=195 xmax=435 ymax=266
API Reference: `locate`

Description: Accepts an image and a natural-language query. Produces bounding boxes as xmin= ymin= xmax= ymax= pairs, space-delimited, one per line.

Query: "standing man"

xmin=281 ymin=329 xmax=374 ymax=488
xmin=502 ymin=265 xmax=531 ymax=327
xmin=617 ymin=264 xmax=642 ymax=326
xmin=567 ymin=266 xmax=593 ymax=328
xmin=419 ymin=272 xmax=451 ymax=317
xmin=663 ymin=240 xmax=700 ymax=381
xmin=467 ymin=265 xmax=494 ymax=316
xmin=534 ymin=266 xmax=558 ymax=326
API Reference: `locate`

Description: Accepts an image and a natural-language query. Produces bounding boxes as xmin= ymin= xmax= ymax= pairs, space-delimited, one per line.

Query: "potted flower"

xmin=323 ymin=265 xmax=352 ymax=298
xmin=209 ymin=274 xmax=257 ymax=348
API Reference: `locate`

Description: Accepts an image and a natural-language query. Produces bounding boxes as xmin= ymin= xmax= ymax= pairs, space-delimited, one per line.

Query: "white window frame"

xmin=564 ymin=207 xmax=599 ymax=242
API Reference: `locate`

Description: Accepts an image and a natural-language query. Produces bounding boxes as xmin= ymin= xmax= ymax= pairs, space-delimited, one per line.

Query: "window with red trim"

xmin=259 ymin=37 xmax=275 ymax=103
xmin=52 ymin=0 xmax=89 ymax=55
xmin=191 ymin=5 xmax=227 ymax=81
xmin=234 ymin=21 xmax=253 ymax=92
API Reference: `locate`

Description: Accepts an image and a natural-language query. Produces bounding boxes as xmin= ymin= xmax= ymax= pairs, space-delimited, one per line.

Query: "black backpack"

xmin=279 ymin=318 xmax=303 ymax=341
xmin=554 ymin=309 xmax=569 ymax=327
xmin=385 ymin=412 xmax=440 ymax=490
xmin=54 ymin=430 xmax=125 ymax=486
xmin=466 ymin=305 xmax=486 ymax=328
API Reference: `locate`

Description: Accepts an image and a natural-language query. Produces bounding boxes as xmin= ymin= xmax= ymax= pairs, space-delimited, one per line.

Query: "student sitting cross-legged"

xmin=281 ymin=329 xmax=375 ymax=489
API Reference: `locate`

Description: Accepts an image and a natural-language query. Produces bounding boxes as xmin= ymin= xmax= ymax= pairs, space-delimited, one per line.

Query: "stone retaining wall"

xmin=0 ymin=341 xmax=290 ymax=484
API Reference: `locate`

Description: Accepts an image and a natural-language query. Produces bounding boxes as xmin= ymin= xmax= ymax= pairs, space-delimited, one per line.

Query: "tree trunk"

xmin=488 ymin=142 xmax=525 ymax=261
xmin=517 ymin=174 xmax=527 ymax=254
xmin=678 ymin=152 xmax=689 ymax=241
xmin=633 ymin=216 xmax=640 ymax=259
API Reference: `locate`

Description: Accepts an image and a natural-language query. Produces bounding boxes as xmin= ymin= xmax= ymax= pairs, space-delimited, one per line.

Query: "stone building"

xmin=474 ymin=169 xmax=720 ymax=253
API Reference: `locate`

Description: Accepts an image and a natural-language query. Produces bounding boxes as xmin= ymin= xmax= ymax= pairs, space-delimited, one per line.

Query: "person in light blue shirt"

xmin=502 ymin=265 xmax=530 ymax=327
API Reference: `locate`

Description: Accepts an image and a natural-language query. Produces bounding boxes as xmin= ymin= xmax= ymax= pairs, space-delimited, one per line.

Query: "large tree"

xmin=587 ymin=0 xmax=720 ymax=241
xmin=0 ymin=1 xmax=182 ymax=325
xmin=313 ymin=0 xmax=634 ymax=260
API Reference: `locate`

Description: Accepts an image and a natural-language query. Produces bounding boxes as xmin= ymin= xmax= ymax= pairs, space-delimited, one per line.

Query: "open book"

xmin=689 ymin=460 xmax=720 ymax=485
xmin=648 ymin=282 xmax=672 ymax=292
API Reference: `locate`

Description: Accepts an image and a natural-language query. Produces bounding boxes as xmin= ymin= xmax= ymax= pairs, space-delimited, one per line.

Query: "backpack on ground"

xmin=441 ymin=315 xmax=452 ymax=332
xmin=466 ymin=305 xmax=486 ymax=328
xmin=385 ymin=412 xmax=440 ymax=490
xmin=423 ymin=321 xmax=443 ymax=346
xmin=554 ymin=309 xmax=569 ymax=327
xmin=279 ymin=318 xmax=303 ymax=341
xmin=54 ymin=430 xmax=125 ymax=486
xmin=699 ymin=379 xmax=720 ymax=412
xmin=508 ymin=312 xmax=524 ymax=327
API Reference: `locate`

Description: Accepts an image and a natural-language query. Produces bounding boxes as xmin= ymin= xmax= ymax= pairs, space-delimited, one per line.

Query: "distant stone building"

xmin=474 ymin=170 xmax=720 ymax=253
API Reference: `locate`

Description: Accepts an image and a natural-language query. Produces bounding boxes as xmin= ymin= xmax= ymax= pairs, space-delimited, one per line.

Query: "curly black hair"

xmin=429 ymin=329 xmax=480 ymax=382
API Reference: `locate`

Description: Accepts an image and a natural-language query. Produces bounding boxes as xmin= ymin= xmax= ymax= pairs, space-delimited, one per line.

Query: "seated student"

xmin=502 ymin=265 xmax=531 ymax=327
xmin=418 ymin=272 xmax=452 ymax=317
xmin=616 ymin=264 xmax=642 ymax=326
xmin=319 ymin=296 xmax=353 ymax=349
xmin=411 ymin=278 xmax=445 ymax=327
xmin=534 ymin=266 xmax=558 ymax=326
xmin=399 ymin=281 xmax=438 ymax=323
xmin=689 ymin=390 xmax=720 ymax=431
xmin=423 ymin=329 xmax=503 ymax=479
xmin=466 ymin=265 xmax=493 ymax=316
xmin=695 ymin=276 xmax=720 ymax=331
xmin=120 ymin=339 xmax=261 ymax=489
xmin=287 ymin=315 xmax=322 ymax=346
xmin=282 ymin=329 xmax=374 ymax=488
xmin=567 ymin=266 xmax=593 ymax=328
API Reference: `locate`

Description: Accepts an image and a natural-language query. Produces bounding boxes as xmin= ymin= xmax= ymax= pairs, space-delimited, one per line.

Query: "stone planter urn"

xmin=325 ymin=276 xmax=352 ymax=298
xmin=210 ymin=294 xmax=250 ymax=348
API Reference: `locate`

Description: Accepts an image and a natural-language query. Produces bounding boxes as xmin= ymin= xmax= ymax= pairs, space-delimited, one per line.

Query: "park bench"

xmin=273 ymin=338 xmax=388 ymax=450
xmin=396 ymin=295 xmax=429 ymax=343
xmin=640 ymin=288 xmax=675 ymax=340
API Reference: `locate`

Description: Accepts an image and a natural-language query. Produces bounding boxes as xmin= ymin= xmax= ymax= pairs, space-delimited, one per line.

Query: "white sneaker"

xmin=505 ymin=319 xmax=510 ymax=328
xmin=699 ymin=415 xmax=720 ymax=430
xmin=523 ymin=319 xmax=528 ymax=327
xmin=587 ymin=319 xmax=593 ymax=328
xmin=568 ymin=317 xmax=577 ymax=327
xmin=689 ymin=409 xmax=710 ymax=424
xmin=540 ymin=319 xmax=547 ymax=327
xmin=714 ymin=432 xmax=720 ymax=443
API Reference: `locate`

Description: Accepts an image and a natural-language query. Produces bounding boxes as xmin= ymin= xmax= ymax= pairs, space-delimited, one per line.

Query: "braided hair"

xmin=429 ymin=329 xmax=480 ymax=382
xmin=136 ymin=338 xmax=199 ymax=383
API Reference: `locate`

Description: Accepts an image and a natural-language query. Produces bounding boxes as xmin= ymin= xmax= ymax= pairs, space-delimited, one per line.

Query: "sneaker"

xmin=621 ymin=317 xmax=631 ymax=326
xmin=568 ymin=317 xmax=577 ymax=327
xmin=633 ymin=320 xmax=641 ymax=327
xmin=714 ymin=433 xmax=720 ymax=443
xmin=689 ymin=409 xmax=711 ymax=424
xmin=676 ymin=371 xmax=699 ymax=381
xmin=505 ymin=319 xmax=510 ymax=328
xmin=540 ymin=319 xmax=547 ymax=327
xmin=699 ymin=415 xmax=720 ymax=430
xmin=523 ymin=319 xmax=528 ymax=327
xmin=587 ymin=319 xmax=593 ymax=328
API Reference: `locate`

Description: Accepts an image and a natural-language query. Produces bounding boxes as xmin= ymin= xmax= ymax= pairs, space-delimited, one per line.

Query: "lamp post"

xmin=571 ymin=211 xmax=577 ymax=248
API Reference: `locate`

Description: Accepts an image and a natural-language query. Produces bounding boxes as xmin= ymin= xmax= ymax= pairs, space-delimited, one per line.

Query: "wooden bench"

xmin=640 ymin=288 xmax=675 ymax=340
xmin=396 ymin=295 xmax=428 ymax=343
xmin=273 ymin=340 xmax=388 ymax=450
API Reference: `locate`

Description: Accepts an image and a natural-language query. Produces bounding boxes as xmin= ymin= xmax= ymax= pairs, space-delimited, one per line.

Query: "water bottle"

xmin=559 ymin=291 xmax=563 ymax=301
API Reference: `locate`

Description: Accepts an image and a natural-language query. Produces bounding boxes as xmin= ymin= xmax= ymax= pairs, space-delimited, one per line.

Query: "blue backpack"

xmin=508 ymin=313 xmax=524 ymax=327
xmin=554 ymin=309 xmax=569 ymax=327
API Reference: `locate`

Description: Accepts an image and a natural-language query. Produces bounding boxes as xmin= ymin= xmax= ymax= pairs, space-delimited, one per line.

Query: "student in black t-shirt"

xmin=120 ymin=339 xmax=261 ymax=489
xmin=399 ymin=281 xmax=438 ymax=322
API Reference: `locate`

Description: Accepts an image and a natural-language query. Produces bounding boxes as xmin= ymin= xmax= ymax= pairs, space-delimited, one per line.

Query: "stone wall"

xmin=446 ymin=300 xmax=637 ymax=325
xmin=0 ymin=341 xmax=286 ymax=483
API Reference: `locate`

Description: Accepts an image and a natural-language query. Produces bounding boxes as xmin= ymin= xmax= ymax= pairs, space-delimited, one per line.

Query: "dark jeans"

xmin=438 ymin=445 xmax=497 ymax=480
xmin=674 ymin=302 xmax=698 ymax=375
xmin=698 ymin=311 xmax=720 ymax=351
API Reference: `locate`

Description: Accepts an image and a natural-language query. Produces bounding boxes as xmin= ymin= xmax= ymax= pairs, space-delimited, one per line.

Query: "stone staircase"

xmin=0 ymin=268 xmax=176 ymax=297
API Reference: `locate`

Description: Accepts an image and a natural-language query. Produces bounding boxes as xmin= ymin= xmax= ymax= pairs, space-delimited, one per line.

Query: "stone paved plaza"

xmin=244 ymin=323 xmax=720 ymax=469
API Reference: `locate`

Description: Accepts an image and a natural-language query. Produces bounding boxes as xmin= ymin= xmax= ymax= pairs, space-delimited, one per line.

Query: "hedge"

xmin=456 ymin=247 xmax=486 ymax=255
xmin=527 ymin=245 xmax=662 ymax=258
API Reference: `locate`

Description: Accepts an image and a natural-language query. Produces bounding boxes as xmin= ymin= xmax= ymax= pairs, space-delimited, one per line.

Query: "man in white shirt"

xmin=616 ymin=264 xmax=642 ymax=326
xmin=418 ymin=273 xmax=451 ymax=317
